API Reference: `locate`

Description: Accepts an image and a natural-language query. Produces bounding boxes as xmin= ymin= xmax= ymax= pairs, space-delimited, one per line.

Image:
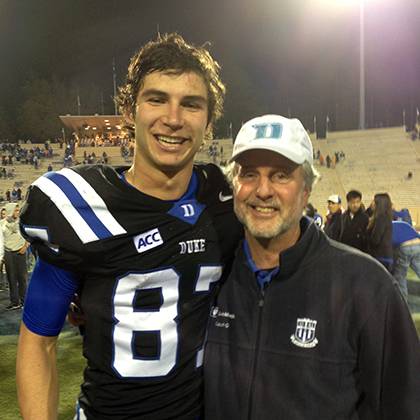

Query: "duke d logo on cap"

xmin=231 ymin=114 xmax=313 ymax=165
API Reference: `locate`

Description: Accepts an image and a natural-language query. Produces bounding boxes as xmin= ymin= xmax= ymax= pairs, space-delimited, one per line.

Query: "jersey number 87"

xmin=112 ymin=266 xmax=222 ymax=378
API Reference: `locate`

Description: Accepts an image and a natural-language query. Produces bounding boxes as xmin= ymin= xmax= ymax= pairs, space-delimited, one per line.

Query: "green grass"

xmin=0 ymin=331 xmax=84 ymax=420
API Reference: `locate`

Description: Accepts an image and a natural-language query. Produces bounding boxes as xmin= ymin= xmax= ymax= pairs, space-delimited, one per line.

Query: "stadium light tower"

xmin=319 ymin=0 xmax=367 ymax=129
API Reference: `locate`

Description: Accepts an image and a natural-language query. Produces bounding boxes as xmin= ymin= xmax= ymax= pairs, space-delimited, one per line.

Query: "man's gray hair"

xmin=222 ymin=160 xmax=320 ymax=191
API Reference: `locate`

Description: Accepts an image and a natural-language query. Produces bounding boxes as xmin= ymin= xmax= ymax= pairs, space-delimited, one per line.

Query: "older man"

xmin=204 ymin=114 xmax=420 ymax=419
xmin=1 ymin=203 xmax=28 ymax=310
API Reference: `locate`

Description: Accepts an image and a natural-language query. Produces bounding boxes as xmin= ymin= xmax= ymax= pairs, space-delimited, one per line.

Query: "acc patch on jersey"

xmin=290 ymin=317 xmax=318 ymax=348
xmin=133 ymin=228 xmax=163 ymax=253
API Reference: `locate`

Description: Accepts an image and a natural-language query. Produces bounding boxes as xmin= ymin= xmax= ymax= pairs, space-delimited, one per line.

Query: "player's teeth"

xmin=255 ymin=207 xmax=274 ymax=213
xmin=157 ymin=135 xmax=183 ymax=144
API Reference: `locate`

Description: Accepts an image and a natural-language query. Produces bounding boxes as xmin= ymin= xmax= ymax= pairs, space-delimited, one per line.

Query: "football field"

xmin=0 ymin=270 xmax=419 ymax=420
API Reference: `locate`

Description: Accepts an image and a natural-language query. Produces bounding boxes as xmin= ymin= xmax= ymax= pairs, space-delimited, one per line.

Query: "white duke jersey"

xmin=20 ymin=163 xmax=242 ymax=420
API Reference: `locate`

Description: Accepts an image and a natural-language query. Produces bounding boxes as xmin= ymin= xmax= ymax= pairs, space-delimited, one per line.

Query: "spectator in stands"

xmin=6 ymin=189 xmax=11 ymax=202
xmin=102 ymin=151 xmax=108 ymax=164
xmin=324 ymin=194 xmax=342 ymax=240
xmin=326 ymin=154 xmax=331 ymax=168
xmin=366 ymin=193 xmax=393 ymax=272
xmin=393 ymin=207 xmax=413 ymax=225
xmin=340 ymin=189 xmax=369 ymax=252
xmin=392 ymin=221 xmax=420 ymax=302
xmin=1 ymin=203 xmax=28 ymax=310
xmin=0 ymin=223 xmax=5 ymax=291
xmin=304 ymin=203 xmax=323 ymax=228
xmin=0 ymin=207 xmax=6 ymax=291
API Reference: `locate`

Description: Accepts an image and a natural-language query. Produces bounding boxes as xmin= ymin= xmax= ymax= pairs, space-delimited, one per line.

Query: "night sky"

xmin=1 ymin=0 xmax=419 ymax=138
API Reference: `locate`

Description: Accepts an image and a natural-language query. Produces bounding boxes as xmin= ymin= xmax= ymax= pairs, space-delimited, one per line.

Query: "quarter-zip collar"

xmin=242 ymin=216 xmax=323 ymax=283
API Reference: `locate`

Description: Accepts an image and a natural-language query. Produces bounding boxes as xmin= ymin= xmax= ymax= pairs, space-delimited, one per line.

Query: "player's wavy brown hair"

xmin=116 ymin=33 xmax=225 ymax=138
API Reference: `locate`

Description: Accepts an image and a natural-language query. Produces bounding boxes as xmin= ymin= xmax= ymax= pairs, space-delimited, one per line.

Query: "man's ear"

xmin=123 ymin=111 xmax=135 ymax=126
xmin=123 ymin=112 xmax=135 ymax=134
xmin=303 ymin=187 xmax=311 ymax=208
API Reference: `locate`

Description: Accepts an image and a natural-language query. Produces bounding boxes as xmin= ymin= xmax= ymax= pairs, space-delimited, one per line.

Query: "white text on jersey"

xmin=133 ymin=228 xmax=163 ymax=253
xmin=179 ymin=239 xmax=206 ymax=254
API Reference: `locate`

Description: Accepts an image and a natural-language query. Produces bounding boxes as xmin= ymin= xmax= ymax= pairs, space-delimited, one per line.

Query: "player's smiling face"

xmin=233 ymin=150 xmax=309 ymax=240
xmin=133 ymin=70 xmax=209 ymax=173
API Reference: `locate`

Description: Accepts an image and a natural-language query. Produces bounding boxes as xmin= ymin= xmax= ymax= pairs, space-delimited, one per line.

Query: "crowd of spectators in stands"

xmin=0 ymin=166 xmax=16 ymax=179
xmin=1 ymin=142 xmax=54 ymax=167
xmin=313 ymin=149 xmax=345 ymax=168
xmin=306 ymin=189 xmax=420 ymax=304
xmin=76 ymin=134 xmax=132 ymax=148
xmin=120 ymin=143 xmax=135 ymax=160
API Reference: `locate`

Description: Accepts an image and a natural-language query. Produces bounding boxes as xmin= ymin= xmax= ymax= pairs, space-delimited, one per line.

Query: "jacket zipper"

xmin=247 ymin=288 xmax=265 ymax=420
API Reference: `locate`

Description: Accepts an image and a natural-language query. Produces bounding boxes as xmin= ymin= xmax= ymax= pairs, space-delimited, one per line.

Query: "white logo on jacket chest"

xmin=133 ymin=228 xmax=163 ymax=253
xmin=179 ymin=239 xmax=206 ymax=254
xmin=210 ymin=306 xmax=235 ymax=329
xmin=290 ymin=318 xmax=318 ymax=348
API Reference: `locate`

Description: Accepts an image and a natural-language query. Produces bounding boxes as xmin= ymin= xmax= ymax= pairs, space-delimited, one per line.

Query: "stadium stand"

xmin=1 ymin=127 xmax=419 ymax=224
xmin=309 ymin=127 xmax=420 ymax=225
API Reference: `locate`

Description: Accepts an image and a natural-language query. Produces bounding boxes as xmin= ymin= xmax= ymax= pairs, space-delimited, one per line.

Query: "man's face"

xmin=0 ymin=209 xmax=5 ymax=219
xmin=233 ymin=150 xmax=309 ymax=240
xmin=13 ymin=205 xmax=20 ymax=219
xmin=348 ymin=197 xmax=361 ymax=214
xmin=131 ymin=70 xmax=209 ymax=173
xmin=327 ymin=201 xmax=340 ymax=214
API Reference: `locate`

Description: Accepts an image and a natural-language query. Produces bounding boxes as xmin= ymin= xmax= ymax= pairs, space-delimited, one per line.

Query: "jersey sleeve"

xmin=23 ymin=258 xmax=79 ymax=336
xmin=20 ymin=179 xmax=85 ymax=272
xmin=20 ymin=167 xmax=127 ymax=273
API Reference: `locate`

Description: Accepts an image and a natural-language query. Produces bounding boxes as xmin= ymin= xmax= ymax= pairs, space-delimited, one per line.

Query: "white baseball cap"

xmin=327 ymin=194 xmax=341 ymax=204
xmin=231 ymin=114 xmax=313 ymax=165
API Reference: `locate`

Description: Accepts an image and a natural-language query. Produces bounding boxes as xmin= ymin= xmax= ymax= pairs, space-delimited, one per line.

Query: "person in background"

xmin=0 ymin=203 xmax=28 ymax=310
xmin=392 ymin=220 xmax=420 ymax=302
xmin=304 ymin=202 xmax=322 ymax=228
xmin=204 ymin=114 xmax=420 ymax=420
xmin=393 ymin=207 xmax=412 ymax=225
xmin=366 ymin=193 xmax=393 ymax=272
xmin=0 ymin=218 xmax=4 ymax=290
xmin=0 ymin=207 xmax=7 ymax=291
xmin=340 ymin=189 xmax=369 ymax=251
xmin=324 ymin=194 xmax=342 ymax=240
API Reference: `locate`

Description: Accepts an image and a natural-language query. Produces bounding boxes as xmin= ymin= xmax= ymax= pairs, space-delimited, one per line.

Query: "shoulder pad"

xmin=20 ymin=166 xmax=127 ymax=268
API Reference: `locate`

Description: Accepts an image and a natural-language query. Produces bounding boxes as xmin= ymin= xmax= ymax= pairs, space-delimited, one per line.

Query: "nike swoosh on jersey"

xmin=219 ymin=192 xmax=233 ymax=202
xmin=33 ymin=168 xmax=126 ymax=244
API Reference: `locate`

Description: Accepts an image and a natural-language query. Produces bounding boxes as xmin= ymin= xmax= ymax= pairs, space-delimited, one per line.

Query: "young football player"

xmin=17 ymin=33 xmax=242 ymax=420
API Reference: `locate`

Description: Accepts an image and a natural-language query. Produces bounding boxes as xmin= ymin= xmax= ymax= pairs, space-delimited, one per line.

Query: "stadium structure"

xmin=1 ymin=124 xmax=419 ymax=225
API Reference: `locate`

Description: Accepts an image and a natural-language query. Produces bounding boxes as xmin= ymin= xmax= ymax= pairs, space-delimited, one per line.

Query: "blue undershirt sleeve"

xmin=23 ymin=258 xmax=80 ymax=337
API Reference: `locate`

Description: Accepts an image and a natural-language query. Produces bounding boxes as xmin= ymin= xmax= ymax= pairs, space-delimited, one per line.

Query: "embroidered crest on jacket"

xmin=290 ymin=317 xmax=318 ymax=348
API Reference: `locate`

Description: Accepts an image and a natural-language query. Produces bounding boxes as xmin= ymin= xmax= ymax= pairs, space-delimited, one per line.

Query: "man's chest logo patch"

xmin=133 ymin=228 xmax=163 ymax=253
xmin=290 ymin=318 xmax=318 ymax=348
